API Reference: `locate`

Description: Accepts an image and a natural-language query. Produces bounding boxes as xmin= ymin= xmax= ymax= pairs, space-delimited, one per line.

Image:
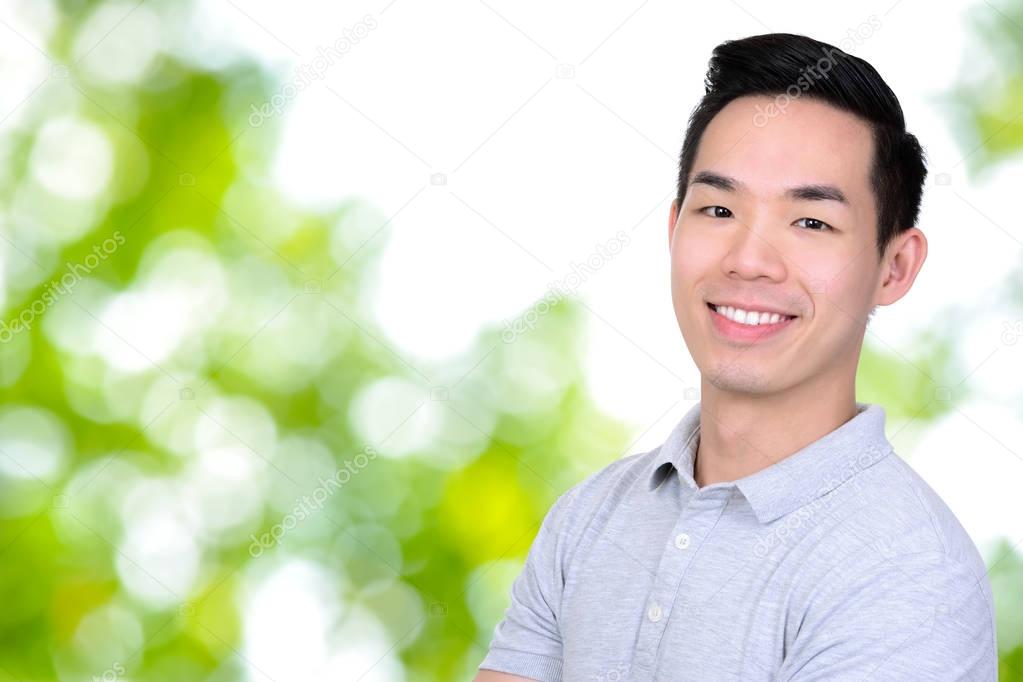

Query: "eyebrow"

xmin=690 ymin=170 xmax=849 ymax=205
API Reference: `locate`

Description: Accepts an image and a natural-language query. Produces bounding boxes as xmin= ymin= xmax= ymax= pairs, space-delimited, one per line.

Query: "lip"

xmin=706 ymin=302 xmax=797 ymax=344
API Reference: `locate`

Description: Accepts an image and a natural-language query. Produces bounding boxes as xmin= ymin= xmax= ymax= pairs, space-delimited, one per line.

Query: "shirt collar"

xmin=648 ymin=400 xmax=894 ymax=524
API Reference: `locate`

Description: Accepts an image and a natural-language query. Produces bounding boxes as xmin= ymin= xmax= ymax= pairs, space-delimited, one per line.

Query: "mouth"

xmin=705 ymin=302 xmax=798 ymax=343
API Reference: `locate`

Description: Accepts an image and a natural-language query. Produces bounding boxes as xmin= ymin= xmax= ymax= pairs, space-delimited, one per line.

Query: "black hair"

xmin=675 ymin=33 xmax=927 ymax=261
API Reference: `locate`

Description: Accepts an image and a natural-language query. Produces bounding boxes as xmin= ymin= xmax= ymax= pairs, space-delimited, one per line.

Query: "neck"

xmin=693 ymin=374 xmax=858 ymax=487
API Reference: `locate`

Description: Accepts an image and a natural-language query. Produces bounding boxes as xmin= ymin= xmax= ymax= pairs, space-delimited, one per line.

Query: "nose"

xmin=719 ymin=215 xmax=788 ymax=282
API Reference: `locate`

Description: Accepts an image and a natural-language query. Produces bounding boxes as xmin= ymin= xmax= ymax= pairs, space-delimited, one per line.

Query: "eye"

xmin=794 ymin=217 xmax=834 ymax=232
xmin=699 ymin=206 xmax=733 ymax=219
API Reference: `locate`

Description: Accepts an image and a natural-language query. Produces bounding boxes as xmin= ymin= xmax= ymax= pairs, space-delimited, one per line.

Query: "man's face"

xmin=669 ymin=95 xmax=884 ymax=396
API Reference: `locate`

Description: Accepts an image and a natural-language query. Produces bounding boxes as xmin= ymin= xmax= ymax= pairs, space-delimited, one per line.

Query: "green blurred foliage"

xmin=0 ymin=2 xmax=634 ymax=680
xmin=941 ymin=1 xmax=1023 ymax=678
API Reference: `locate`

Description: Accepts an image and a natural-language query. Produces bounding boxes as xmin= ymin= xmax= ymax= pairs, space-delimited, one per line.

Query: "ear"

xmin=875 ymin=227 xmax=927 ymax=307
xmin=669 ymin=198 xmax=681 ymax=249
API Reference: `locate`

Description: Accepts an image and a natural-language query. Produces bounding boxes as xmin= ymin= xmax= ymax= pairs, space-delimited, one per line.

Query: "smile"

xmin=706 ymin=302 xmax=797 ymax=343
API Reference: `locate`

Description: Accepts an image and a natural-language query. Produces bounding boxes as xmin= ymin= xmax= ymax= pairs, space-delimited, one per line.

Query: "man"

xmin=475 ymin=33 xmax=997 ymax=681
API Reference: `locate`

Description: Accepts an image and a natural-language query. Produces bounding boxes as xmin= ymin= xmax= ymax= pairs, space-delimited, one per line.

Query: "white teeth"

xmin=713 ymin=305 xmax=791 ymax=326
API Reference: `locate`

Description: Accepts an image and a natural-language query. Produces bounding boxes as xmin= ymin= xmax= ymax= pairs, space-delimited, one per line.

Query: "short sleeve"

xmin=477 ymin=487 xmax=579 ymax=682
xmin=777 ymin=550 xmax=997 ymax=681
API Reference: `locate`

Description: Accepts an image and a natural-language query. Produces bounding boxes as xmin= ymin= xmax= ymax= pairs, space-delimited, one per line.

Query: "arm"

xmin=474 ymin=489 xmax=578 ymax=682
xmin=778 ymin=550 xmax=997 ymax=681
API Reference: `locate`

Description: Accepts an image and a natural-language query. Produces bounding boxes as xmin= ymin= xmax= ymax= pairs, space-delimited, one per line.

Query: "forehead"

xmin=691 ymin=95 xmax=875 ymax=202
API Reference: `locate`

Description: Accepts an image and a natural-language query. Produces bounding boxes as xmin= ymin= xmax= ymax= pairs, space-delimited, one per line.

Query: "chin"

xmin=702 ymin=360 xmax=775 ymax=395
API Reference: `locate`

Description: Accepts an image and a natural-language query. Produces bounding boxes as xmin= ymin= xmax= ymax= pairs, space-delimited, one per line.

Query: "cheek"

xmin=801 ymin=251 xmax=877 ymax=319
xmin=671 ymin=224 xmax=720 ymax=283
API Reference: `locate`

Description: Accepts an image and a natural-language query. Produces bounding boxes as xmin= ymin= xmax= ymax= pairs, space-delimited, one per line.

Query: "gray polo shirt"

xmin=478 ymin=401 xmax=997 ymax=681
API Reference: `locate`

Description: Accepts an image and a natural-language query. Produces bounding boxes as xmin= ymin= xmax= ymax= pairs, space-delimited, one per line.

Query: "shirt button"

xmin=674 ymin=532 xmax=691 ymax=549
xmin=647 ymin=603 xmax=662 ymax=622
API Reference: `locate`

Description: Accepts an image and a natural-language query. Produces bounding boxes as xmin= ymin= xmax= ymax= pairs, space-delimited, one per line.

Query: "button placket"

xmin=632 ymin=491 xmax=731 ymax=675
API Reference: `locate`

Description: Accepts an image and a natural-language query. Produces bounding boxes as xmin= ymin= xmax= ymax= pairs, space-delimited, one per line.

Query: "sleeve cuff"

xmin=478 ymin=648 xmax=563 ymax=682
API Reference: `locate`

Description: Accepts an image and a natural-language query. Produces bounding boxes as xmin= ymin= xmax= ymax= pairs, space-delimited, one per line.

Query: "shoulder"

xmin=791 ymin=445 xmax=995 ymax=622
xmin=541 ymin=445 xmax=662 ymax=540
xmin=796 ymin=449 xmax=996 ymax=651
xmin=857 ymin=449 xmax=989 ymax=574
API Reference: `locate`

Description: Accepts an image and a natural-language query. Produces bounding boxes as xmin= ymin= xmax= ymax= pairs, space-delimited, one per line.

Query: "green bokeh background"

xmin=0 ymin=1 xmax=1021 ymax=680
